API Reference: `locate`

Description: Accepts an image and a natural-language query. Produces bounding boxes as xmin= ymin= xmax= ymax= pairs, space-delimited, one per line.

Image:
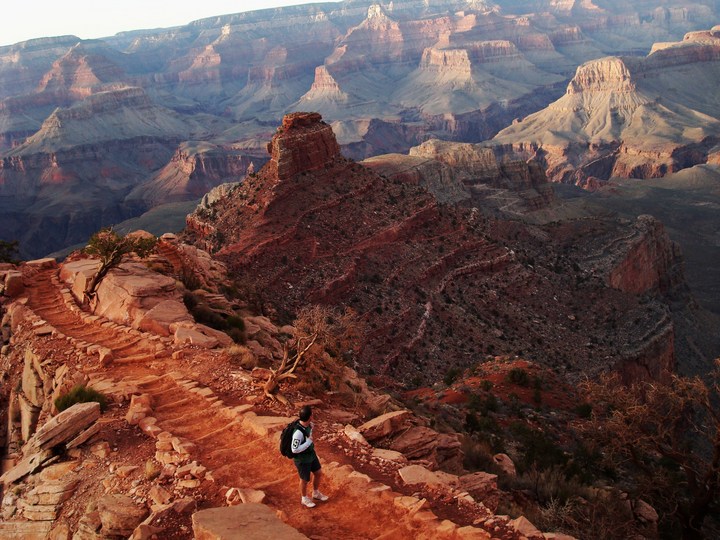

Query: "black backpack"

xmin=280 ymin=419 xmax=300 ymax=459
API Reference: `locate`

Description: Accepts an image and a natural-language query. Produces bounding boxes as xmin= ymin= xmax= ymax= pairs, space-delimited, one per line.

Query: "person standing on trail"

xmin=292 ymin=405 xmax=329 ymax=508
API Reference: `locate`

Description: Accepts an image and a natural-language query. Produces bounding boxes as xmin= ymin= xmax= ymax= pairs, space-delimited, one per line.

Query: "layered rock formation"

xmin=126 ymin=142 xmax=262 ymax=206
xmin=492 ymin=27 xmax=720 ymax=183
xmin=184 ymin=113 xmax=682 ymax=384
xmin=363 ymin=138 xmax=555 ymax=214
xmin=265 ymin=112 xmax=341 ymax=181
xmin=2 ymin=1 xmax=718 ymax=257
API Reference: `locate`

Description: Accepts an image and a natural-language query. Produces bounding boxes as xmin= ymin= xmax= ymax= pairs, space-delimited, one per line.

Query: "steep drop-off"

xmin=184 ymin=112 xmax=684 ymax=385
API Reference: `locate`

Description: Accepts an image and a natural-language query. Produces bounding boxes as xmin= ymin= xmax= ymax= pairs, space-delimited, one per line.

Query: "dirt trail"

xmin=27 ymin=269 xmax=158 ymax=363
xmin=23 ymin=268 xmax=459 ymax=540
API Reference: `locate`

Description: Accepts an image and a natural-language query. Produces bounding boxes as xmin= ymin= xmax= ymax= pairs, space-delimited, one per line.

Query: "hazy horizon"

xmin=2 ymin=0 xmax=339 ymax=47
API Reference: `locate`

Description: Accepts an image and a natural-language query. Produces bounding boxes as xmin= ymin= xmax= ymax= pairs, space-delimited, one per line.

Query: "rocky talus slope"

xmin=492 ymin=27 xmax=720 ymax=184
xmin=0 ymin=258 xmax=576 ymax=539
xmin=184 ymin=112 xmax=687 ymax=384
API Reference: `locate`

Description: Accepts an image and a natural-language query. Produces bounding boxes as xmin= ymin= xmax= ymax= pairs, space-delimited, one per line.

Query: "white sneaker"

xmin=301 ymin=496 xmax=316 ymax=508
xmin=312 ymin=490 xmax=329 ymax=502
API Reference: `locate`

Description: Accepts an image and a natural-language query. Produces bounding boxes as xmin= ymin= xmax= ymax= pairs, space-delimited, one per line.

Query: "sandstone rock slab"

xmin=0 ymin=449 xmax=53 ymax=485
xmin=192 ymin=504 xmax=308 ymax=539
xmin=174 ymin=325 xmax=219 ymax=348
xmin=138 ymin=299 xmax=194 ymax=336
xmin=98 ymin=494 xmax=149 ymax=537
xmin=398 ymin=464 xmax=446 ymax=487
xmin=0 ymin=521 xmax=52 ymax=540
xmin=25 ymin=401 xmax=100 ymax=455
xmin=4 ymin=270 xmax=25 ymax=297
xmin=242 ymin=413 xmax=292 ymax=437
xmin=509 ymin=516 xmax=544 ymax=539
xmin=357 ymin=410 xmax=413 ymax=442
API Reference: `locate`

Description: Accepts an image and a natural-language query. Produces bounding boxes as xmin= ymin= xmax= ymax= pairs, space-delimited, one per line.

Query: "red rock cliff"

xmin=265 ymin=112 xmax=341 ymax=181
xmin=608 ymin=215 xmax=684 ymax=295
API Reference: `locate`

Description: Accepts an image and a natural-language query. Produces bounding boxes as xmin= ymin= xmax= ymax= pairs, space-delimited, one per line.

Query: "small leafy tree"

xmin=83 ymin=229 xmax=157 ymax=302
xmin=580 ymin=362 xmax=720 ymax=539
xmin=0 ymin=240 xmax=19 ymax=263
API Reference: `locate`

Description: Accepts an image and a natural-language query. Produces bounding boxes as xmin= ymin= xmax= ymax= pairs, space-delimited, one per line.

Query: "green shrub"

xmin=462 ymin=436 xmax=502 ymax=472
xmin=225 ymin=315 xmax=245 ymax=331
xmin=480 ymin=379 xmax=494 ymax=391
xmin=507 ymin=367 xmax=530 ymax=387
xmin=465 ymin=411 xmax=500 ymax=434
xmin=574 ymin=403 xmax=593 ymax=418
xmin=227 ymin=327 xmax=246 ymax=344
xmin=183 ymin=291 xmax=200 ymax=310
xmin=510 ymin=422 xmax=567 ymax=473
xmin=444 ymin=367 xmax=462 ymax=386
xmin=191 ymin=305 xmax=226 ymax=329
xmin=55 ymin=385 xmax=108 ymax=413
xmin=468 ymin=392 xmax=497 ymax=415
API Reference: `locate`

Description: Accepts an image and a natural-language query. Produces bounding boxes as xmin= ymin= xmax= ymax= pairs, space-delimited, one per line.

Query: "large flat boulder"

xmin=174 ymin=326 xmax=219 ymax=348
xmin=24 ymin=401 xmax=100 ymax=455
xmin=61 ymin=260 xmax=190 ymax=333
xmin=97 ymin=494 xmax=149 ymax=537
xmin=389 ymin=426 xmax=463 ymax=472
xmin=137 ymin=299 xmax=193 ymax=336
xmin=398 ymin=464 xmax=449 ymax=487
xmin=4 ymin=270 xmax=24 ymax=297
xmin=192 ymin=504 xmax=308 ymax=540
xmin=357 ymin=410 xmax=413 ymax=442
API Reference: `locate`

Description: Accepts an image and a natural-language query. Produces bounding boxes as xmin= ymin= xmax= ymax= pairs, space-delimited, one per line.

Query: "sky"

xmin=2 ymin=1 xmax=337 ymax=47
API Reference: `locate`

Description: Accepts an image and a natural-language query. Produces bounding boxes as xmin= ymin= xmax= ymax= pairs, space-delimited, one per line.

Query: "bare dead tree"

xmin=263 ymin=333 xmax=318 ymax=406
xmin=260 ymin=305 xmax=363 ymax=406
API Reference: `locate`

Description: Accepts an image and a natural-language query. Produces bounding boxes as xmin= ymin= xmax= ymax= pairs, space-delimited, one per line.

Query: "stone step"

xmin=0 ymin=521 xmax=52 ymax=540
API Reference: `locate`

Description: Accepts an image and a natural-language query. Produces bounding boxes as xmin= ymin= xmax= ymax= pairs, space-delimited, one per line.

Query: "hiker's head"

xmin=299 ymin=405 xmax=312 ymax=422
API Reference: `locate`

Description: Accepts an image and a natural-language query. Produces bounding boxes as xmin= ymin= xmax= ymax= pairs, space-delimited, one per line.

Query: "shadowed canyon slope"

xmin=184 ymin=112 xmax=696 ymax=384
xmin=1 ymin=0 xmax=719 ymax=257
xmin=493 ymin=26 xmax=720 ymax=183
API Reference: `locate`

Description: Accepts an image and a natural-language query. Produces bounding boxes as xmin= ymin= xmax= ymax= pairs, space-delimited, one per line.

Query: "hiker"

xmin=292 ymin=405 xmax=328 ymax=508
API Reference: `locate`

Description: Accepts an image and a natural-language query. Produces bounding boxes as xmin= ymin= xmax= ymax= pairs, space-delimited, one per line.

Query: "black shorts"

xmin=294 ymin=456 xmax=321 ymax=481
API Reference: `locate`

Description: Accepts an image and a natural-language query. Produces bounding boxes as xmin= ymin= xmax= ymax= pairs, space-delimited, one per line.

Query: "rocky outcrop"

xmin=61 ymin=259 xmax=192 ymax=335
xmin=265 ymin=112 xmax=341 ymax=181
xmin=607 ymin=216 xmax=684 ymax=295
xmin=361 ymin=153 xmax=471 ymax=204
xmin=404 ymin=139 xmax=555 ymax=212
xmin=299 ymin=65 xmax=349 ymax=103
xmin=37 ymin=42 xmax=126 ymax=98
xmin=9 ymin=86 xmax=205 ymax=155
xmin=493 ymin=28 xmax=720 ymax=184
xmin=0 ymin=36 xmax=82 ymax=99
xmin=567 ymin=57 xmax=636 ymax=94
xmin=356 ymin=410 xmax=464 ymax=472
xmin=1 ymin=402 xmax=100 ymax=485
xmin=184 ymin=113 xmax=686 ymax=386
xmin=126 ymin=142 xmax=262 ymax=206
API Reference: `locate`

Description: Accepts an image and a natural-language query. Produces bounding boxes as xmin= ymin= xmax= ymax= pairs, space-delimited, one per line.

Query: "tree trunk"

xmin=84 ymin=262 xmax=111 ymax=301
